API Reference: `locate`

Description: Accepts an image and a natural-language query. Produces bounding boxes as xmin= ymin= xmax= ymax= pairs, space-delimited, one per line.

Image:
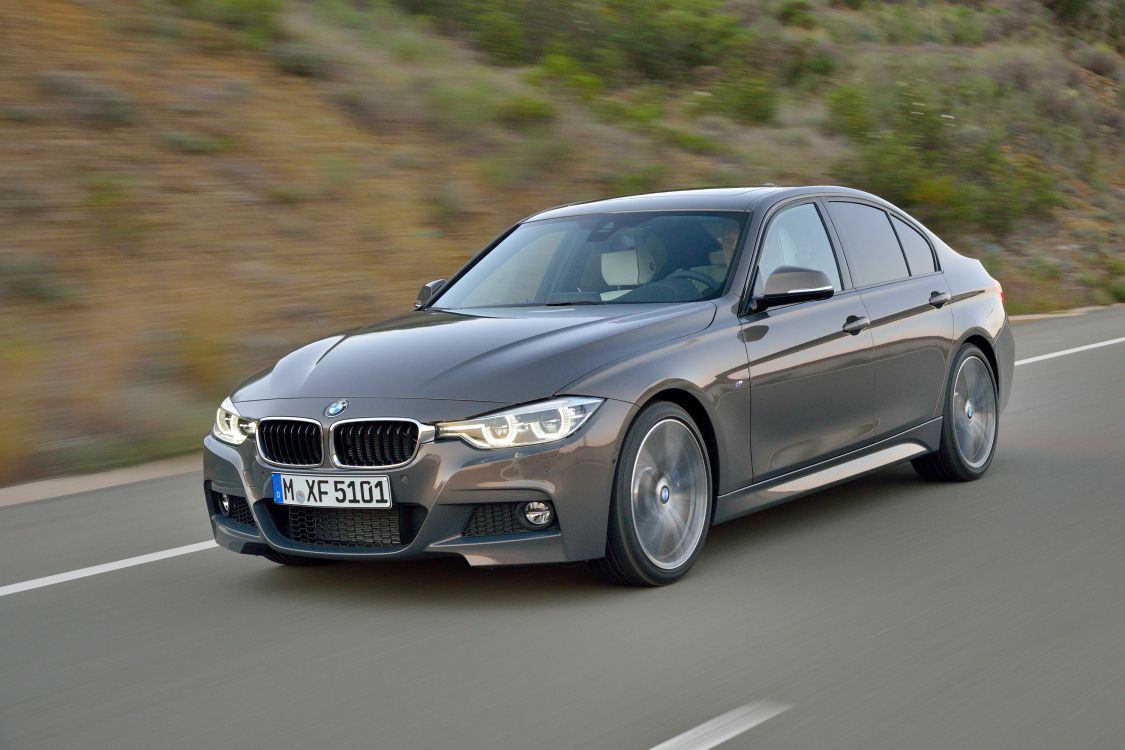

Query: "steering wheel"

xmin=666 ymin=269 xmax=722 ymax=296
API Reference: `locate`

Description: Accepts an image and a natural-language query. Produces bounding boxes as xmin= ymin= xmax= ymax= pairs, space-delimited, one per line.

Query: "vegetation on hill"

xmin=0 ymin=0 xmax=1121 ymax=483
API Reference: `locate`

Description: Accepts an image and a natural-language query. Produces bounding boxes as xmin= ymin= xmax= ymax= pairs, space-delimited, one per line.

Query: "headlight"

xmin=212 ymin=397 xmax=258 ymax=445
xmin=438 ymin=397 xmax=603 ymax=449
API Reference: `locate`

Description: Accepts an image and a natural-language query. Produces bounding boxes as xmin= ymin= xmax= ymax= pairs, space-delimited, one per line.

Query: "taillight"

xmin=992 ymin=278 xmax=1004 ymax=306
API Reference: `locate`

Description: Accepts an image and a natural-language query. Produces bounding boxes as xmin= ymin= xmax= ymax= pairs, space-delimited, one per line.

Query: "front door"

xmin=742 ymin=201 xmax=876 ymax=481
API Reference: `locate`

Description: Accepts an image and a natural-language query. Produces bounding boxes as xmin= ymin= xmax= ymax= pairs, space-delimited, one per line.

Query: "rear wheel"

xmin=593 ymin=402 xmax=713 ymax=586
xmin=913 ymin=344 xmax=999 ymax=482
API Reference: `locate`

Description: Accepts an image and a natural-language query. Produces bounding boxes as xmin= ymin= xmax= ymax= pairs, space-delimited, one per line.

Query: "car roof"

xmin=524 ymin=185 xmax=890 ymax=221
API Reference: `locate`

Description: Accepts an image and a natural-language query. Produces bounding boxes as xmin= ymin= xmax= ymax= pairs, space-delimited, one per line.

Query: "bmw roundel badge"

xmin=325 ymin=399 xmax=349 ymax=418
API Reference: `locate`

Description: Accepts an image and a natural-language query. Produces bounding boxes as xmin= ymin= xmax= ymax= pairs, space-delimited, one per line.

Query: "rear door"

xmin=742 ymin=200 xmax=875 ymax=480
xmin=824 ymin=201 xmax=954 ymax=440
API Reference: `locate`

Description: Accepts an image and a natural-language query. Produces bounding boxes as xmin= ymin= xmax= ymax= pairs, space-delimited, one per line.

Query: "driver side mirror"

xmin=755 ymin=266 xmax=834 ymax=310
xmin=414 ymin=279 xmax=446 ymax=309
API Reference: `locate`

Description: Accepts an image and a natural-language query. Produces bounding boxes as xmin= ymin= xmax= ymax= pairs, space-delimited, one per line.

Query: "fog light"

xmin=219 ymin=493 xmax=231 ymax=515
xmin=520 ymin=500 xmax=554 ymax=529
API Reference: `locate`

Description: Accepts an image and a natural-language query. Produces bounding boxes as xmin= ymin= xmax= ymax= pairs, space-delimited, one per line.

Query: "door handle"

xmin=842 ymin=315 xmax=870 ymax=335
xmin=928 ymin=291 xmax=951 ymax=308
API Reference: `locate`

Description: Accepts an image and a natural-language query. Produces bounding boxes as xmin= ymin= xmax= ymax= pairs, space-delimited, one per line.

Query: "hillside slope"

xmin=0 ymin=0 xmax=1121 ymax=483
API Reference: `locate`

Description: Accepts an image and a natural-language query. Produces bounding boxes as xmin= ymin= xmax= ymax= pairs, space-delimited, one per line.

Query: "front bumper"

xmin=203 ymin=398 xmax=634 ymax=566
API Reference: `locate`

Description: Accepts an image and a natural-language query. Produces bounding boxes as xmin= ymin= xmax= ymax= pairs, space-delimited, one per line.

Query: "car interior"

xmin=545 ymin=217 xmax=740 ymax=304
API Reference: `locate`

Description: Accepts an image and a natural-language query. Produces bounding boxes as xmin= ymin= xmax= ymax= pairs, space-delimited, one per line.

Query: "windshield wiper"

xmin=544 ymin=299 xmax=602 ymax=306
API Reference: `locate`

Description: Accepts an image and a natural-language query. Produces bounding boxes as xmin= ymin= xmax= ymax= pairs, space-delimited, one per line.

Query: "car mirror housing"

xmin=415 ymin=279 xmax=446 ymax=309
xmin=757 ymin=266 xmax=834 ymax=309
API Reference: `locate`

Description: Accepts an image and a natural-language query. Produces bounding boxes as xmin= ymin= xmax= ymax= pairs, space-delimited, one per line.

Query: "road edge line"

xmin=1014 ymin=335 xmax=1125 ymax=367
xmin=0 ymin=541 xmax=218 ymax=598
xmin=649 ymin=702 xmax=793 ymax=750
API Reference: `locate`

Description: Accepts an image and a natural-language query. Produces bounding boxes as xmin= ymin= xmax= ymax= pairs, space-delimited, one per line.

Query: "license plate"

xmin=272 ymin=473 xmax=392 ymax=508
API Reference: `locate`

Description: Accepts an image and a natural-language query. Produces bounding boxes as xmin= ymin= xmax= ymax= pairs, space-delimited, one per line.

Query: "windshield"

xmin=433 ymin=211 xmax=747 ymax=309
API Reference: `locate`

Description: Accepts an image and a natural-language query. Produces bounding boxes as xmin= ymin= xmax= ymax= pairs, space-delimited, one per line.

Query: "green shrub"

xmin=272 ymin=41 xmax=336 ymax=78
xmin=526 ymin=50 xmax=606 ymax=102
xmin=825 ymin=82 xmax=875 ymax=138
xmin=391 ymin=0 xmax=740 ymax=82
xmin=1106 ymin=278 xmax=1125 ymax=302
xmin=606 ymin=161 xmax=670 ymax=195
xmin=782 ymin=39 xmax=838 ymax=88
xmin=421 ymin=77 xmax=504 ymax=135
xmin=713 ymin=76 xmax=778 ymax=125
xmin=496 ymin=93 xmax=556 ymax=126
xmin=660 ymin=127 xmax=724 ymax=155
xmin=471 ymin=1 xmax=533 ymax=64
xmin=173 ymin=0 xmax=284 ymax=45
xmin=777 ymin=0 xmax=816 ymax=28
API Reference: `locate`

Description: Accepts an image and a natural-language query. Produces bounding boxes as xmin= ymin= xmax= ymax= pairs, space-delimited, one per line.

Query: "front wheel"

xmin=593 ymin=402 xmax=713 ymax=586
xmin=913 ymin=344 xmax=999 ymax=482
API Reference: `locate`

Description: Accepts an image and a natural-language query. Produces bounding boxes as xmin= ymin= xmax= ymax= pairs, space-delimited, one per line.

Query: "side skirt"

xmin=713 ymin=418 xmax=942 ymax=524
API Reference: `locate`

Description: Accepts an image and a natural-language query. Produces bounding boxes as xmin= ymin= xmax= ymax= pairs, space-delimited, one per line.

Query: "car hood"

xmin=232 ymin=302 xmax=717 ymax=407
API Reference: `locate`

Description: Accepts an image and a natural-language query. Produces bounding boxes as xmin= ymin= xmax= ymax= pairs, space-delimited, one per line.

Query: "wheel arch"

xmin=959 ymin=331 xmax=1001 ymax=401
xmin=639 ymin=387 xmax=721 ymax=498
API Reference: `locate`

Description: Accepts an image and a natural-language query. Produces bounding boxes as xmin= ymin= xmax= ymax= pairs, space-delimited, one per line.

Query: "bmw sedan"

xmin=204 ymin=186 xmax=1014 ymax=585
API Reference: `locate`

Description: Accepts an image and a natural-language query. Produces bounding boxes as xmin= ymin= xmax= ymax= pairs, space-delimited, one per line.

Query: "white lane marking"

xmin=1015 ymin=336 xmax=1125 ymax=367
xmin=649 ymin=702 xmax=792 ymax=750
xmin=0 ymin=540 xmax=218 ymax=598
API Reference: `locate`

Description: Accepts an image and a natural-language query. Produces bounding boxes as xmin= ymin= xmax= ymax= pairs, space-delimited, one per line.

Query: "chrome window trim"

xmin=256 ymin=416 xmax=325 ymax=469
xmin=329 ymin=417 xmax=436 ymax=470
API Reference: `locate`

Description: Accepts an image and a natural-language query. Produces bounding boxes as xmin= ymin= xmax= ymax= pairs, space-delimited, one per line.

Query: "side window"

xmin=758 ymin=203 xmax=842 ymax=291
xmin=825 ymin=202 xmax=909 ymax=287
xmin=891 ymin=216 xmax=937 ymax=275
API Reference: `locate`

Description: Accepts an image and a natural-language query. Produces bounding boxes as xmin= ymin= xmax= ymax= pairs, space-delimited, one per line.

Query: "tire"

xmin=593 ymin=401 xmax=714 ymax=586
xmin=912 ymin=344 xmax=999 ymax=482
xmin=262 ymin=549 xmax=336 ymax=566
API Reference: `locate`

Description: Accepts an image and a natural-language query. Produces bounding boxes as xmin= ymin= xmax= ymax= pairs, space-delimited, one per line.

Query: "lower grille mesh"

xmin=228 ymin=495 xmax=256 ymax=528
xmin=463 ymin=503 xmax=527 ymax=536
xmin=287 ymin=507 xmax=401 ymax=547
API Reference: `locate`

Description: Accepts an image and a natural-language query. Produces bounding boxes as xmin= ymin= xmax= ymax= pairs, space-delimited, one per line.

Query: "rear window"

xmin=891 ymin=216 xmax=937 ymax=275
xmin=826 ymin=202 xmax=908 ymax=287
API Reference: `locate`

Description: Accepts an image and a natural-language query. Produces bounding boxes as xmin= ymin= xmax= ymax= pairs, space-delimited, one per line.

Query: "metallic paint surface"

xmin=203 ymin=186 xmax=1014 ymax=566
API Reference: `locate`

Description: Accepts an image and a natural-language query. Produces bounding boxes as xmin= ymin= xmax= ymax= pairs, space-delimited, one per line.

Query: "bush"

xmin=825 ymin=73 xmax=1064 ymax=237
xmin=391 ymin=0 xmax=741 ymax=82
xmin=1074 ymin=43 xmax=1123 ymax=80
xmin=471 ymin=1 xmax=533 ymax=64
xmin=495 ymin=93 xmax=556 ymax=126
xmin=39 ymin=72 xmax=135 ymax=127
xmin=173 ymin=0 xmax=284 ymax=45
xmin=272 ymin=41 xmax=336 ymax=78
xmin=825 ymin=82 xmax=875 ymax=139
xmin=776 ymin=0 xmax=816 ymax=28
xmin=605 ymin=161 xmax=670 ymax=195
xmin=526 ymin=50 xmax=606 ymax=102
xmin=713 ymin=75 xmax=778 ymax=124
xmin=421 ymin=76 xmax=507 ymax=136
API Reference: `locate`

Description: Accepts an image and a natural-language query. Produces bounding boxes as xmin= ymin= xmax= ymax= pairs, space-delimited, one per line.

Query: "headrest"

xmin=601 ymin=246 xmax=656 ymax=287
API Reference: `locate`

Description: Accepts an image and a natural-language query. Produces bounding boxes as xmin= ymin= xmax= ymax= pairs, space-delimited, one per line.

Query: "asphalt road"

xmin=2 ymin=307 xmax=1124 ymax=750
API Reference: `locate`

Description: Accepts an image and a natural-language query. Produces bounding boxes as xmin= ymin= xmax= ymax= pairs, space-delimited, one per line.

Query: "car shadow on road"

xmin=232 ymin=464 xmax=931 ymax=608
